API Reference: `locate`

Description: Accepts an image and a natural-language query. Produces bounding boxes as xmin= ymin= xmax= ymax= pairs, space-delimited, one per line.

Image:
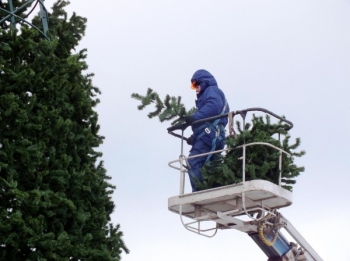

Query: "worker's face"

xmin=191 ymin=81 xmax=201 ymax=94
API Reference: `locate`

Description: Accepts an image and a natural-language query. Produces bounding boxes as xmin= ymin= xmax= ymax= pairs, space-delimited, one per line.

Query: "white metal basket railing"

xmin=168 ymin=142 xmax=292 ymax=195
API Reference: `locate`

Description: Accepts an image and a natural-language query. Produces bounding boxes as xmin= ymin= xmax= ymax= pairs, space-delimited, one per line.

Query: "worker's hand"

xmin=185 ymin=115 xmax=195 ymax=125
xmin=187 ymin=135 xmax=193 ymax=145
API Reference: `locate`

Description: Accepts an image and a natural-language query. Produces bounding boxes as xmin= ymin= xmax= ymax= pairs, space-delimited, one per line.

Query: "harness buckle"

xmin=204 ymin=128 xmax=211 ymax=134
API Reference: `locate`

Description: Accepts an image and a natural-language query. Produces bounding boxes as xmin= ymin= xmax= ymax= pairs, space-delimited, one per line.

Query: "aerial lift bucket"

xmin=167 ymin=108 xmax=323 ymax=261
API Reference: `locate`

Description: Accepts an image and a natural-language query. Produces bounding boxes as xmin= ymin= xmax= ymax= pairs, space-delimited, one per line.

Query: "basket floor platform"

xmin=168 ymin=180 xmax=293 ymax=219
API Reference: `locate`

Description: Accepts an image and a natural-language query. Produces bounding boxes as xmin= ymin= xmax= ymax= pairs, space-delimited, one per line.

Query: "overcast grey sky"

xmin=40 ymin=1 xmax=350 ymax=260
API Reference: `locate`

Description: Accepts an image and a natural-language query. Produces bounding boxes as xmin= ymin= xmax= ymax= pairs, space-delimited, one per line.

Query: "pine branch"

xmin=132 ymin=88 xmax=195 ymax=125
xmin=198 ymin=114 xmax=305 ymax=192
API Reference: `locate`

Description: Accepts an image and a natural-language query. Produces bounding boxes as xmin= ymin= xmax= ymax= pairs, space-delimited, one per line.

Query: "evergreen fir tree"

xmin=0 ymin=1 xmax=128 ymax=260
xmin=132 ymin=89 xmax=305 ymax=192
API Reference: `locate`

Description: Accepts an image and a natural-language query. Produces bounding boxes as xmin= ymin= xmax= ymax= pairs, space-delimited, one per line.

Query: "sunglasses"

xmin=191 ymin=81 xmax=201 ymax=90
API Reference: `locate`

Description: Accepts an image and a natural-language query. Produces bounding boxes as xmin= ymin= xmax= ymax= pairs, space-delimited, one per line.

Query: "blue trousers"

xmin=188 ymin=134 xmax=225 ymax=192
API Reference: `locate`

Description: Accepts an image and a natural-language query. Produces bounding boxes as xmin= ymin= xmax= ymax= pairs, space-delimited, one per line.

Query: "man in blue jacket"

xmin=185 ymin=69 xmax=230 ymax=192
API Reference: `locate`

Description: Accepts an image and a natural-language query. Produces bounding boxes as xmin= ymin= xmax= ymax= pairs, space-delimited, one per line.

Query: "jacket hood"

xmin=191 ymin=69 xmax=218 ymax=93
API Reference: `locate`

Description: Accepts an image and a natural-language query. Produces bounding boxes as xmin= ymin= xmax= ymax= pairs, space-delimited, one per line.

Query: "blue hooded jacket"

xmin=190 ymin=69 xmax=229 ymax=135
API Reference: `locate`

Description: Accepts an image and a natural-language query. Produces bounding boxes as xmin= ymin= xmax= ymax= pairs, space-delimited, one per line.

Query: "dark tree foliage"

xmin=0 ymin=1 xmax=128 ymax=260
xmin=132 ymin=90 xmax=305 ymax=192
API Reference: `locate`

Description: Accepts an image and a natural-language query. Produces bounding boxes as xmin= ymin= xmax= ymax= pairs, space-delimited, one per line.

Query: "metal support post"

xmin=179 ymin=130 xmax=185 ymax=195
xmin=242 ymin=117 xmax=246 ymax=182
xmin=278 ymin=133 xmax=282 ymax=186
xmin=39 ymin=0 xmax=48 ymax=35
xmin=7 ymin=0 xmax=15 ymax=28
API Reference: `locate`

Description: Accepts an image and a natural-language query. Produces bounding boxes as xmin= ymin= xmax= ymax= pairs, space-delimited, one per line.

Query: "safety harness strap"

xmin=196 ymin=99 xmax=228 ymax=163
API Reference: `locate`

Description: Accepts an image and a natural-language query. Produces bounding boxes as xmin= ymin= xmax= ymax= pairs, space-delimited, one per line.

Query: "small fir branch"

xmin=131 ymin=88 xmax=196 ymax=125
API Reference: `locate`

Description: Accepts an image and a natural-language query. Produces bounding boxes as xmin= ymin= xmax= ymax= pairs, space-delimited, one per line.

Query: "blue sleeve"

xmin=192 ymin=90 xmax=224 ymax=120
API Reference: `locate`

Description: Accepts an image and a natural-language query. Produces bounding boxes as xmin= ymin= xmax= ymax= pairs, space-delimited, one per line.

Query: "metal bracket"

xmin=0 ymin=0 xmax=49 ymax=39
xmin=179 ymin=205 xmax=218 ymax=238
